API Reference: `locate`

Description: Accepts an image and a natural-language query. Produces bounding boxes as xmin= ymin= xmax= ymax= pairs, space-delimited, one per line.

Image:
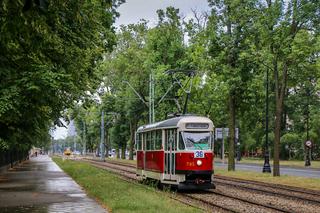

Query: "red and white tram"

xmin=136 ymin=115 xmax=215 ymax=190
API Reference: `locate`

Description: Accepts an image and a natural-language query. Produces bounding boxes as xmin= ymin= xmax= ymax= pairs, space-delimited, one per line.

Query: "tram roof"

xmin=136 ymin=115 xmax=213 ymax=132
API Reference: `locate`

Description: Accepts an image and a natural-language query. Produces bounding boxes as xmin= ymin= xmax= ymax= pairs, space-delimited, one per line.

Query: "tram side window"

xmin=155 ymin=130 xmax=162 ymax=150
xmin=172 ymin=129 xmax=177 ymax=151
xmin=146 ymin=132 xmax=150 ymax=150
xmin=166 ymin=129 xmax=177 ymax=151
xmin=139 ymin=133 xmax=142 ymax=150
xmin=164 ymin=130 xmax=169 ymax=151
xmin=136 ymin=133 xmax=140 ymax=150
xmin=143 ymin=133 xmax=146 ymax=151
xmin=178 ymin=132 xmax=185 ymax=150
xmin=165 ymin=130 xmax=171 ymax=151
xmin=151 ymin=131 xmax=155 ymax=150
xmin=146 ymin=131 xmax=154 ymax=150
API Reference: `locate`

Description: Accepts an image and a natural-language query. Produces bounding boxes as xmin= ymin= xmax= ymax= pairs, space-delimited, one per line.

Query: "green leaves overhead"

xmin=0 ymin=0 xmax=120 ymax=150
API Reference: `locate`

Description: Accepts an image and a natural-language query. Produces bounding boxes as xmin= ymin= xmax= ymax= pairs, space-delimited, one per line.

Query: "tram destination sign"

xmin=186 ymin=123 xmax=209 ymax=129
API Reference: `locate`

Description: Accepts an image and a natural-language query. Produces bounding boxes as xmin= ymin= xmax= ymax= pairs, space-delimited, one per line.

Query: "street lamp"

xmin=305 ymin=86 xmax=311 ymax=166
xmin=263 ymin=68 xmax=271 ymax=173
xmin=100 ymin=110 xmax=105 ymax=162
xmin=82 ymin=120 xmax=86 ymax=156
xmin=236 ymin=142 xmax=241 ymax=161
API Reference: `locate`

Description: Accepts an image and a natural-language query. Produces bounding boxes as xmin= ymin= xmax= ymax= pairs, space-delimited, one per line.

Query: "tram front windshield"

xmin=181 ymin=131 xmax=211 ymax=150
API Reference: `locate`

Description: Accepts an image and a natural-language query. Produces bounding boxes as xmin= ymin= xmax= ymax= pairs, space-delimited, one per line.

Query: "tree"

xmin=255 ymin=0 xmax=319 ymax=176
xmin=207 ymin=0 xmax=259 ymax=171
xmin=0 ymin=1 xmax=121 ymax=153
xmin=99 ymin=21 xmax=150 ymax=159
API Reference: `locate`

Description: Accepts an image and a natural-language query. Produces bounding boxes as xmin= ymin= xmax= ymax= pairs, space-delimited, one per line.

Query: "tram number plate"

xmin=194 ymin=151 xmax=204 ymax=158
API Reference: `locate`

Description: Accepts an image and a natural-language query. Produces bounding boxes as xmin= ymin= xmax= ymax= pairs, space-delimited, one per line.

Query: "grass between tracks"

xmin=53 ymin=157 xmax=202 ymax=213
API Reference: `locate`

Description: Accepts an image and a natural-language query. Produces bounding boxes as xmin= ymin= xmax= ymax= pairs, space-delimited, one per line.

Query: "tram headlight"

xmin=196 ymin=160 xmax=202 ymax=166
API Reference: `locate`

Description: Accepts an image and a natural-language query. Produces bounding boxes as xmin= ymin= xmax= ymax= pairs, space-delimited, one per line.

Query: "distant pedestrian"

xmin=35 ymin=151 xmax=38 ymax=157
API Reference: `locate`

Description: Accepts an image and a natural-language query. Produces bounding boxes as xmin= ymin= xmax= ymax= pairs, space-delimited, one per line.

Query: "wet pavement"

xmin=0 ymin=155 xmax=107 ymax=213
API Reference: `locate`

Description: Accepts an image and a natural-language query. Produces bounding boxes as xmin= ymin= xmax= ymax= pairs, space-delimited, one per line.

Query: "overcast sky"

xmin=53 ymin=0 xmax=210 ymax=139
xmin=115 ymin=0 xmax=210 ymax=27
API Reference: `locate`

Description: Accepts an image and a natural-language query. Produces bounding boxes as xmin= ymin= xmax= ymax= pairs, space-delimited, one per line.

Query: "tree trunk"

xmin=274 ymin=103 xmax=281 ymax=176
xmin=228 ymin=93 xmax=236 ymax=171
xmin=121 ymin=144 xmax=126 ymax=159
xmin=273 ymin=61 xmax=288 ymax=176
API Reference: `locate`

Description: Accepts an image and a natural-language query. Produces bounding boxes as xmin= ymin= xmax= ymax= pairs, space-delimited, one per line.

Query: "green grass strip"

xmin=53 ymin=157 xmax=202 ymax=213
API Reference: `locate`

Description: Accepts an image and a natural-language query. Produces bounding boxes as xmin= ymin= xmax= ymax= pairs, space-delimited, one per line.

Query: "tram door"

xmin=164 ymin=129 xmax=176 ymax=180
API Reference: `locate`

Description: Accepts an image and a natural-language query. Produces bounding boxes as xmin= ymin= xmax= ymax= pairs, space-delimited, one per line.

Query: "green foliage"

xmin=280 ymin=133 xmax=301 ymax=160
xmin=0 ymin=1 xmax=120 ymax=151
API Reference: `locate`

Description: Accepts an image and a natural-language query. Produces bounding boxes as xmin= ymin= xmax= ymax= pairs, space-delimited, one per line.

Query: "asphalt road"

xmin=215 ymin=162 xmax=320 ymax=178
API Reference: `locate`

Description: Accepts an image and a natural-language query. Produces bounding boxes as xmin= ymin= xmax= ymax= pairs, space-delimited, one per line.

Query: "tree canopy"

xmin=0 ymin=0 xmax=121 ymax=152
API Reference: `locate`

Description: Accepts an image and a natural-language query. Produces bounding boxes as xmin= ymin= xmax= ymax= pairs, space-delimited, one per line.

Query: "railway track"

xmin=81 ymin=158 xmax=319 ymax=212
xmin=87 ymin=158 xmax=320 ymax=204
xmin=82 ymin=159 xmax=276 ymax=212
xmin=214 ymin=177 xmax=320 ymax=205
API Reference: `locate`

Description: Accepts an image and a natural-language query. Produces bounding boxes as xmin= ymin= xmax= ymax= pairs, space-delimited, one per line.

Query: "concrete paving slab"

xmin=0 ymin=155 xmax=107 ymax=213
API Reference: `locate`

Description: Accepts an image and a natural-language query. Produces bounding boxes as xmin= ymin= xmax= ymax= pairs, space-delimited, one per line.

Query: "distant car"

xmin=64 ymin=148 xmax=71 ymax=156
xmin=108 ymin=149 xmax=116 ymax=157
xmin=73 ymin=151 xmax=81 ymax=155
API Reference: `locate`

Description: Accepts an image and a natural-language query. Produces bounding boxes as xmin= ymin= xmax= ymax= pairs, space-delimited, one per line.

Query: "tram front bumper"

xmin=177 ymin=182 xmax=216 ymax=190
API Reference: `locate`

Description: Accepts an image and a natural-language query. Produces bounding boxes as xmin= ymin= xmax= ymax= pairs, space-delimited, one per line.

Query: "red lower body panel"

xmin=145 ymin=151 xmax=164 ymax=172
xmin=175 ymin=152 xmax=213 ymax=172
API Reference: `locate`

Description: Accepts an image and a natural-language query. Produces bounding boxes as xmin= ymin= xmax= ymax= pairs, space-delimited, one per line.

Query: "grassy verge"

xmin=53 ymin=157 xmax=202 ymax=213
xmin=215 ymin=168 xmax=320 ymax=191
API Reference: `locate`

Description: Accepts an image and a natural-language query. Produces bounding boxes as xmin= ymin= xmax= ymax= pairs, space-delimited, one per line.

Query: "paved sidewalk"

xmin=0 ymin=155 xmax=107 ymax=213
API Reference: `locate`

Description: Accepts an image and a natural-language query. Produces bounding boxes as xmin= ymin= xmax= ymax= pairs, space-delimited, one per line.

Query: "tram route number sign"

xmin=305 ymin=140 xmax=312 ymax=148
xmin=194 ymin=150 xmax=204 ymax=158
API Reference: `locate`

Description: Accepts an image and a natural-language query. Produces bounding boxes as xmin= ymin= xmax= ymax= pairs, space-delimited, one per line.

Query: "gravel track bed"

xmin=185 ymin=191 xmax=282 ymax=213
xmin=215 ymin=178 xmax=320 ymax=205
xmin=216 ymin=175 xmax=320 ymax=196
xmin=214 ymin=184 xmax=320 ymax=213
